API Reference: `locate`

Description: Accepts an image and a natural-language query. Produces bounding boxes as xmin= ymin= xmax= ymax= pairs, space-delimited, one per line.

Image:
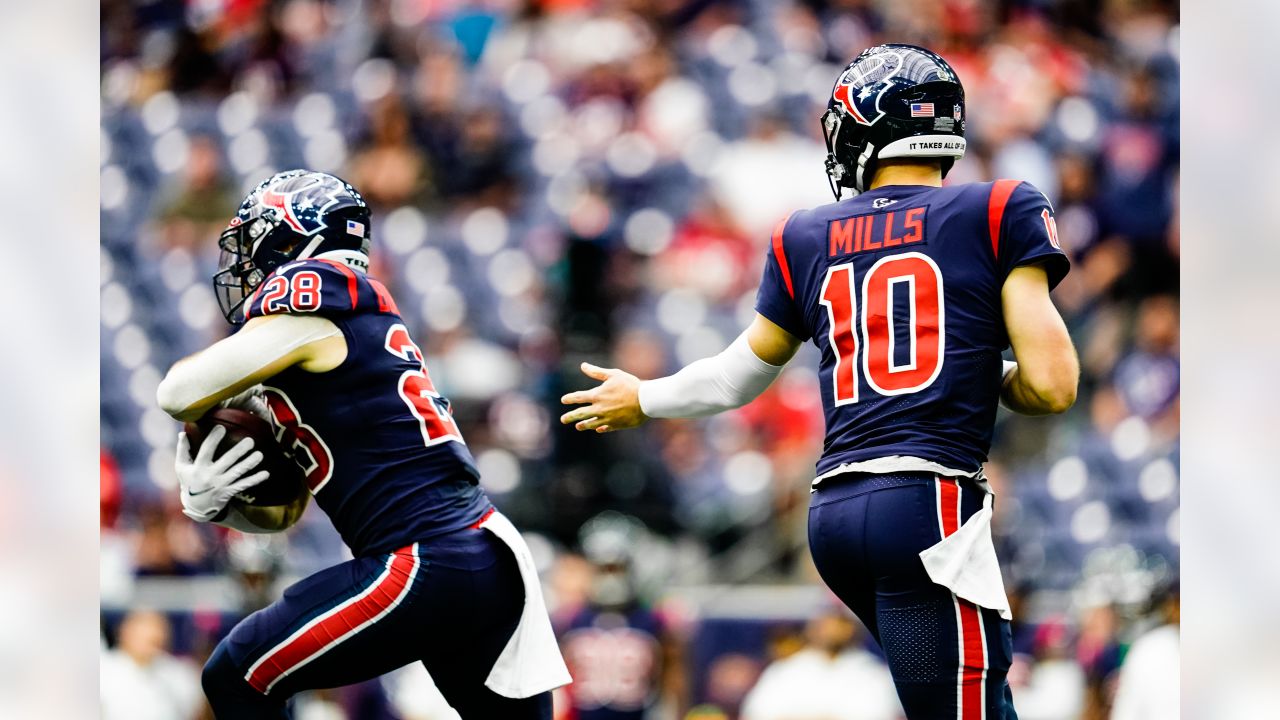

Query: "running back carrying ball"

xmin=184 ymin=408 xmax=307 ymax=507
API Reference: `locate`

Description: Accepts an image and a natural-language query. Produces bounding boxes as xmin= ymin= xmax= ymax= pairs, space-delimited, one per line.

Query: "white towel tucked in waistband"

xmin=918 ymin=492 xmax=1013 ymax=620
xmin=477 ymin=511 xmax=573 ymax=698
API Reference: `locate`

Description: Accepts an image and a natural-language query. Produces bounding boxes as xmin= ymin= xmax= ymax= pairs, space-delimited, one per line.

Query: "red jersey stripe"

xmin=987 ymin=179 xmax=1021 ymax=261
xmin=367 ymin=278 xmax=400 ymax=315
xmin=314 ymin=258 xmax=360 ymax=309
xmin=771 ymin=213 xmax=798 ymax=299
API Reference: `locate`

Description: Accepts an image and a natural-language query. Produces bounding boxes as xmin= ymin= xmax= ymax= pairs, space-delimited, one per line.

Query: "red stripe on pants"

xmin=938 ymin=478 xmax=960 ymax=536
xmin=958 ymin=600 xmax=985 ymax=718
xmin=247 ymin=547 xmax=417 ymax=694
xmin=938 ymin=477 xmax=986 ymax=719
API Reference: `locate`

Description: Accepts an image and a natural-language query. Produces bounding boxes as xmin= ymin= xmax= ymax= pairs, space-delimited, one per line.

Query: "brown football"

xmin=184 ymin=408 xmax=307 ymax=507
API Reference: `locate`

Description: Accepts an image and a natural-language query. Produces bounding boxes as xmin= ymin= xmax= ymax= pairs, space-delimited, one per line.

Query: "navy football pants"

xmin=201 ymin=523 xmax=552 ymax=719
xmin=808 ymin=472 xmax=1017 ymax=720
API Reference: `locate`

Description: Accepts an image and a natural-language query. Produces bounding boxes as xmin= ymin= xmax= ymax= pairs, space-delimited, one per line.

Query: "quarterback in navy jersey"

xmin=562 ymin=44 xmax=1078 ymax=720
xmin=157 ymin=170 xmax=569 ymax=718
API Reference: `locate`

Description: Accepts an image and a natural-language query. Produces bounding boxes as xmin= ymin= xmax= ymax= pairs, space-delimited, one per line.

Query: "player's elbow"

xmin=156 ymin=371 xmax=202 ymax=422
xmin=1028 ymin=367 xmax=1078 ymax=414
xmin=1040 ymin=383 xmax=1077 ymax=415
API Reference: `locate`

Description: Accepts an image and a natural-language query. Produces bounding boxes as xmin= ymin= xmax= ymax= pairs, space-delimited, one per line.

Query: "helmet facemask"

xmin=213 ymin=211 xmax=285 ymax=325
xmin=821 ymin=109 xmax=850 ymax=201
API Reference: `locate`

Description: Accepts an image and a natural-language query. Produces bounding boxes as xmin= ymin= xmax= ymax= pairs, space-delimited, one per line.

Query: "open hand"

xmin=559 ymin=363 xmax=648 ymax=433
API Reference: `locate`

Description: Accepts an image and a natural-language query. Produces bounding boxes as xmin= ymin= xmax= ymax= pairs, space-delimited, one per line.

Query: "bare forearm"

xmin=1000 ymin=265 xmax=1079 ymax=416
xmin=1000 ymin=363 xmax=1078 ymax=415
xmin=157 ymin=315 xmax=342 ymax=421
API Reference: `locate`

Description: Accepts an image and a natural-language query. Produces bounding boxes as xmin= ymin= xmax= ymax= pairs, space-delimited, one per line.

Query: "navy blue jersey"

xmin=244 ymin=258 xmax=490 ymax=556
xmin=755 ymin=181 xmax=1069 ymax=476
xmin=559 ymin=606 xmax=665 ymax=719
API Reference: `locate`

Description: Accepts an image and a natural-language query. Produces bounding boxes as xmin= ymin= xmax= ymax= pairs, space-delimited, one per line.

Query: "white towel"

xmin=918 ymin=493 xmax=1013 ymax=620
xmin=477 ymin=511 xmax=573 ymax=698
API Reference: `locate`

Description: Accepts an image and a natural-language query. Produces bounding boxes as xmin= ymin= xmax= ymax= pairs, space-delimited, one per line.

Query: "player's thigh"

xmin=220 ymin=546 xmax=428 ymax=700
xmin=809 ymin=476 xmax=942 ymax=636
xmin=808 ymin=485 xmax=878 ymax=633
xmin=416 ymin=530 xmax=551 ymax=720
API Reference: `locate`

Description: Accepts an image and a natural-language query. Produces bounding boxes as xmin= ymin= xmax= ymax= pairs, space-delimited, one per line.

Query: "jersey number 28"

xmin=384 ymin=324 xmax=465 ymax=446
xmin=818 ymin=252 xmax=945 ymax=405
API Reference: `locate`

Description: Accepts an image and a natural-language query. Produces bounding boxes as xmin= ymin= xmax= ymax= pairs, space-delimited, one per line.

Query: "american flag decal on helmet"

xmin=346 ymin=220 xmax=365 ymax=237
xmin=910 ymin=102 xmax=935 ymax=117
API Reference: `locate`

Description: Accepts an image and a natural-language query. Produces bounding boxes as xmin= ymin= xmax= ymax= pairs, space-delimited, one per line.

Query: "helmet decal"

xmin=832 ymin=49 xmax=904 ymax=126
xmin=254 ymin=173 xmax=349 ymax=238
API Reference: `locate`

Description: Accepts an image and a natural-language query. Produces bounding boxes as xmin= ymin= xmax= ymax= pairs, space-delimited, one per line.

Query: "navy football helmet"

xmin=821 ymin=44 xmax=967 ymax=199
xmin=214 ymin=170 xmax=371 ymax=323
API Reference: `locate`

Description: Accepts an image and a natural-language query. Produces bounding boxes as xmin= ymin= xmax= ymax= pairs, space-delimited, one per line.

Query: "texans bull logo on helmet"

xmin=256 ymin=173 xmax=349 ymax=238
xmin=832 ymin=49 xmax=905 ymax=126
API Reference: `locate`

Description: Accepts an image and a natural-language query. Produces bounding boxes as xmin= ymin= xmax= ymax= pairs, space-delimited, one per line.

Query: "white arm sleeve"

xmin=638 ymin=332 xmax=785 ymax=419
xmin=156 ymin=315 xmax=341 ymax=417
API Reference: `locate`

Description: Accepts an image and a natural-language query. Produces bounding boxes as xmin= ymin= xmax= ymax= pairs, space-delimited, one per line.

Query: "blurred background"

xmin=98 ymin=0 xmax=1179 ymax=718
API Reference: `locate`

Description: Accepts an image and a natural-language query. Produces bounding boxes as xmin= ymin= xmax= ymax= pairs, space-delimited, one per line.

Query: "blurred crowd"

xmin=99 ymin=0 xmax=1179 ymax=717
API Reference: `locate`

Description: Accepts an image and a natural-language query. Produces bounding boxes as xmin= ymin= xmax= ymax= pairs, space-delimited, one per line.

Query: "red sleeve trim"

xmin=987 ymin=179 xmax=1021 ymax=261
xmin=770 ymin=212 xmax=798 ymax=299
xmin=314 ymin=258 xmax=360 ymax=309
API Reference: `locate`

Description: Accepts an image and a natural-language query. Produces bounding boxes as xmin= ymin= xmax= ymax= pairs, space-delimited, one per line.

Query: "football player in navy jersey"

xmin=156 ymin=170 xmax=569 ymax=718
xmin=561 ymin=44 xmax=1078 ymax=719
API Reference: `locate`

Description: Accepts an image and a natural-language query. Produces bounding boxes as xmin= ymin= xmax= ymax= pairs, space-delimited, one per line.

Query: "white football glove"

xmin=175 ymin=425 xmax=270 ymax=523
xmin=219 ymin=385 xmax=271 ymax=421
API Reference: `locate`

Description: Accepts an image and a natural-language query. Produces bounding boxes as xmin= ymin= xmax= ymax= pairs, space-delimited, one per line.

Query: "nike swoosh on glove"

xmin=175 ymin=424 xmax=270 ymax=523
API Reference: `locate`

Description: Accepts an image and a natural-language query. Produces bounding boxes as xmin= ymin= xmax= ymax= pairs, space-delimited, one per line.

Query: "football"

xmin=184 ymin=407 xmax=308 ymax=507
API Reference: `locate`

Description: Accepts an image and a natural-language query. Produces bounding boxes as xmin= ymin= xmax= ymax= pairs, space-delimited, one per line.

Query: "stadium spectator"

xmin=100 ymin=610 xmax=202 ymax=720
xmin=740 ymin=608 xmax=901 ymax=720
xmin=153 ymin=134 xmax=239 ymax=250
xmin=1010 ymin=620 xmax=1087 ymax=720
xmin=349 ymin=95 xmax=433 ymax=210
xmin=1110 ymin=583 xmax=1180 ymax=720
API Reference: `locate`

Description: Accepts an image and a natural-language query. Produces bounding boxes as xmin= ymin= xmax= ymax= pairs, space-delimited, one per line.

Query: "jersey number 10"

xmin=818 ymin=252 xmax=945 ymax=405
